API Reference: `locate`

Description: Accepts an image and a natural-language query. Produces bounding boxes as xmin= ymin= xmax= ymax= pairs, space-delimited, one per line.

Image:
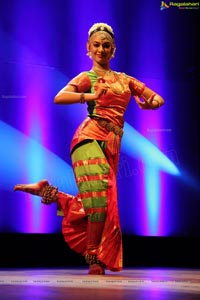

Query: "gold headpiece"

xmin=88 ymin=23 xmax=114 ymax=40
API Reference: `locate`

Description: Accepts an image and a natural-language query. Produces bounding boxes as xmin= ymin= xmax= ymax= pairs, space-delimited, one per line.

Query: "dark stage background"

xmin=0 ymin=0 xmax=199 ymax=267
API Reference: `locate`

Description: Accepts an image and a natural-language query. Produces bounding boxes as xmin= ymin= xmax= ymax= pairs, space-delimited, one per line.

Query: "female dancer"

xmin=14 ymin=22 xmax=164 ymax=275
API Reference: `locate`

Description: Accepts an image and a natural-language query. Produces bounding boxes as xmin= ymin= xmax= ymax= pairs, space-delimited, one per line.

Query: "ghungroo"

xmin=41 ymin=185 xmax=58 ymax=204
xmin=85 ymin=253 xmax=102 ymax=266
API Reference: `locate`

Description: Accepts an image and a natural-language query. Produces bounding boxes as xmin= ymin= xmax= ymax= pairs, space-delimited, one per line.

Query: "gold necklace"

xmin=92 ymin=66 xmax=111 ymax=75
xmin=92 ymin=68 xmax=125 ymax=95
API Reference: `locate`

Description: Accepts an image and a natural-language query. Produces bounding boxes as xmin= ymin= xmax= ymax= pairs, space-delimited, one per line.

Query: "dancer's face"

xmin=87 ymin=32 xmax=115 ymax=65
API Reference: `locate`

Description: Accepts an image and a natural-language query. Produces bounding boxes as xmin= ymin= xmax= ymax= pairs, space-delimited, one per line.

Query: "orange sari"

xmin=56 ymin=71 xmax=145 ymax=271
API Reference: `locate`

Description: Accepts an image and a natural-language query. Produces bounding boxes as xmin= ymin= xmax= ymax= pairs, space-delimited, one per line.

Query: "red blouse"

xmin=67 ymin=71 xmax=145 ymax=153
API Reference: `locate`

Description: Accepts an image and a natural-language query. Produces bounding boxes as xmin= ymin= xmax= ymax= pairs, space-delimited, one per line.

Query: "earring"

xmin=86 ymin=51 xmax=92 ymax=59
xmin=111 ymin=48 xmax=116 ymax=58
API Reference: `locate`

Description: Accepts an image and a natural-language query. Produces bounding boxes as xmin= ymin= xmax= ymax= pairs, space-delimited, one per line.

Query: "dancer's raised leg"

xmin=14 ymin=179 xmax=58 ymax=204
xmin=14 ymin=179 xmax=49 ymax=196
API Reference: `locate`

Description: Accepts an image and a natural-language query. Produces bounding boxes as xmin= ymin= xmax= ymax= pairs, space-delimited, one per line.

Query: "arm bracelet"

xmin=80 ymin=93 xmax=85 ymax=104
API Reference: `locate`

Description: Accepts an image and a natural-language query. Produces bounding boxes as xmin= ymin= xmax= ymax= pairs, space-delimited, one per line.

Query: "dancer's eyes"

xmin=93 ymin=42 xmax=111 ymax=49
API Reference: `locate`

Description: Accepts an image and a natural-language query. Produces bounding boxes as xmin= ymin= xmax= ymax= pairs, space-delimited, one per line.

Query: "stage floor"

xmin=1 ymin=268 xmax=200 ymax=299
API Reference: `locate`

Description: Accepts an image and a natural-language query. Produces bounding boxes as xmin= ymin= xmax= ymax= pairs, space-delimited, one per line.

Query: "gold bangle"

xmin=152 ymin=99 xmax=160 ymax=110
xmin=80 ymin=93 xmax=85 ymax=104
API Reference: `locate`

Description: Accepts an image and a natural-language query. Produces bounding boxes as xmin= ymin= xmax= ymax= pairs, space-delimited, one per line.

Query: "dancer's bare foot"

xmin=88 ymin=264 xmax=105 ymax=275
xmin=14 ymin=179 xmax=49 ymax=197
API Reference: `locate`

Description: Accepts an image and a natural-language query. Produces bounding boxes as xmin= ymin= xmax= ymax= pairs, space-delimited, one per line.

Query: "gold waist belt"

xmin=92 ymin=117 xmax=124 ymax=137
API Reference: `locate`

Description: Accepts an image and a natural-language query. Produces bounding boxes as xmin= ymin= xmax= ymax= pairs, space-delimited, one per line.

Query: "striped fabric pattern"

xmin=72 ymin=141 xmax=110 ymax=223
